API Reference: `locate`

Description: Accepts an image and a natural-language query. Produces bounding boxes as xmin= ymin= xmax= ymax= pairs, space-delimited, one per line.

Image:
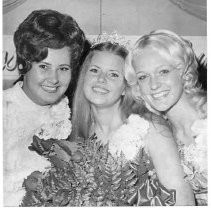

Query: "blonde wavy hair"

xmin=125 ymin=29 xmax=206 ymax=118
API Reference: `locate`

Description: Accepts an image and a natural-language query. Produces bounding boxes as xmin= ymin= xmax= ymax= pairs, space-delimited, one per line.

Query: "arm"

xmin=145 ymin=119 xmax=195 ymax=206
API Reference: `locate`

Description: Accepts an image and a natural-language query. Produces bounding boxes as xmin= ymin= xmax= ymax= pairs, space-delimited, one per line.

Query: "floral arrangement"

xmin=35 ymin=97 xmax=72 ymax=140
xmin=109 ymin=114 xmax=149 ymax=160
xmin=20 ymin=135 xmax=83 ymax=206
xmin=178 ymin=118 xmax=207 ymax=205
xmin=183 ymin=119 xmax=207 ymax=173
xmin=20 ymin=114 xmax=175 ymax=206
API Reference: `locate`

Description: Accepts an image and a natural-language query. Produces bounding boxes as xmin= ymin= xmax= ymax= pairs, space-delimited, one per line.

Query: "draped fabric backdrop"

xmin=170 ymin=0 xmax=206 ymax=21
xmin=3 ymin=0 xmax=207 ymax=21
xmin=3 ymin=0 xmax=27 ymax=14
xmin=2 ymin=0 xmax=207 ymax=89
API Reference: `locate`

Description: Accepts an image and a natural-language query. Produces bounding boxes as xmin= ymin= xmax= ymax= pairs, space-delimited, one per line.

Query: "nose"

xmin=150 ymin=76 xmax=161 ymax=90
xmin=48 ymin=69 xmax=59 ymax=84
xmin=97 ymin=71 xmax=107 ymax=83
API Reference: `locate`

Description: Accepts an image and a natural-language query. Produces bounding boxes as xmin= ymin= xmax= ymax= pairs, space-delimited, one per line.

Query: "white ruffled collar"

xmin=12 ymin=81 xmax=51 ymax=112
xmin=6 ymin=81 xmax=72 ymax=140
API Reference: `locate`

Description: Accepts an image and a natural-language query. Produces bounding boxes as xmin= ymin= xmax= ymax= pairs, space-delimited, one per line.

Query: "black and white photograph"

xmin=2 ymin=0 xmax=207 ymax=207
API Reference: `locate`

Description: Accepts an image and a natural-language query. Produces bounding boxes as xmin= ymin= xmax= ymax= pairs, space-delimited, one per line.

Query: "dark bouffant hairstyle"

xmin=13 ymin=9 xmax=87 ymax=104
xmin=14 ymin=9 xmax=86 ymax=73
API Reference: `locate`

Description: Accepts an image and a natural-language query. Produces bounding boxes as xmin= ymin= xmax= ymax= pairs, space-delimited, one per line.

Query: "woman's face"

xmin=83 ymin=51 xmax=126 ymax=108
xmin=23 ymin=47 xmax=72 ymax=106
xmin=132 ymin=47 xmax=184 ymax=112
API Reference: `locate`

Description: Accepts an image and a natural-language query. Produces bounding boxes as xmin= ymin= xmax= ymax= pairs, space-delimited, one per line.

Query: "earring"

xmin=18 ymin=64 xmax=23 ymax=69
xmin=121 ymin=90 xmax=126 ymax=96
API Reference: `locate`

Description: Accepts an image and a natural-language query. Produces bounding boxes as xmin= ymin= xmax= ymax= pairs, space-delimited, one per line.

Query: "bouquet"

xmin=20 ymin=135 xmax=87 ymax=206
xmin=21 ymin=133 xmax=176 ymax=206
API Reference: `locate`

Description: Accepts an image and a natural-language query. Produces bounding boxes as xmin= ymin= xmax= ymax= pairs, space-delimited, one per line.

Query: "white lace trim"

xmin=182 ymin=119 xmax=207 ymax=174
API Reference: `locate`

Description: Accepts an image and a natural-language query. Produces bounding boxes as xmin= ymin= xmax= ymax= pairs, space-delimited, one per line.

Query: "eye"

xmin=138 ymin=75 xmax=148 ymax=81
xmin=60 ymin=66 xmax=71 ymax=71
xmin=160 ymin=69 xmax=170 ymax=75
xmin=109 ymin=72 xmax=119 ymax=78
xmin=89 ymin=68 xmax=98 ymax=73
xmin=39 ymin=64 xmax=48 ymax=70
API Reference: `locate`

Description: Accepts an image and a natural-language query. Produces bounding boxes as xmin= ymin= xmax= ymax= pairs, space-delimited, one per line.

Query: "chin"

xmin=42 ymin=97 xmax=62 ymax=105
xmin=150 ymin=99 xmax=172 ymax=112
xmin=157 ymin=108 xmax=168 ymax=112
xmin=151 ymin=104 xmax=169 ymax=112
xmin=91 ymin=101 xmax=107 ymax=106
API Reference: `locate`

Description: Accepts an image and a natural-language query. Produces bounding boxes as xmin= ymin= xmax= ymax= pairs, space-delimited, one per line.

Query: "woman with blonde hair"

xmin=70 ymin=34 xmax=195 ymax=206
xmin=125 ymin=29 xmax=207 ymax=205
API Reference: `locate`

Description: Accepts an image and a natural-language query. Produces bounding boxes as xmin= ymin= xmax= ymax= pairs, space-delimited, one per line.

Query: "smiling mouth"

xmin=151 ymin=91 xmax=169 ymax=99
xmin=92 ymin=86 xmax=109 ymax=94
xmin=42 ymin=85 xmax=59 ymax=93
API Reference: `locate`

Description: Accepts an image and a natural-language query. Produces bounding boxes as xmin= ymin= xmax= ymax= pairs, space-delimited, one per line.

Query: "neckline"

xmin=91 ymin=120 xmax=125 ymax=146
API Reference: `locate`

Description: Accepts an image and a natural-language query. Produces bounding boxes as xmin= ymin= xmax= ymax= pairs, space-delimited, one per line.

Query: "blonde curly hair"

xmin=125 ymin=29 xmax=206 ymax=118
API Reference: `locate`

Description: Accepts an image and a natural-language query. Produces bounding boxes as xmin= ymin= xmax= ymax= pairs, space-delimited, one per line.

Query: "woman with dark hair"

xmin=3 ymin=9 xmax=86 ymax=206
xmin=125 ymin=29 xmax=207 ymax=205
xmin=13 ymin=9 xmax=87 ymax=105
xmin=70 ymin=34 xmax=194 ymax=206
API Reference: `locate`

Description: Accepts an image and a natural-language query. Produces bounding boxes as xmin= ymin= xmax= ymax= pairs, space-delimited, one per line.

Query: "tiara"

xmin=91 ymin=31 xmax=131 ymax=50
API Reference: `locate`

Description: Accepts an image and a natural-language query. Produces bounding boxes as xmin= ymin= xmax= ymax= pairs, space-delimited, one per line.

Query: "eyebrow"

xmin=136 ymin=64 xmax=174 ymax=74
xmin=40 ymin=62 xmax=71 ymax=67
xmin=90 ymin=65 xmax=120 ymax=72
xmin=109 ymin=69 xmax=121 ymax=73
xmin=136 ymin=70 xmax=146 ymax=74
xmin=39 ymin=62 xmax=51 ymax=65
xmin=89 ymin=64 xmax=100 ymax=69
xmin=59 ymin=64 xmax=71 ymax=67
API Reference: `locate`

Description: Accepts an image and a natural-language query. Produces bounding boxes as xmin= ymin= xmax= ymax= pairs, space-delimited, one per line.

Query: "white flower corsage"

xmin=35 ymin=97 xmax=72 ymax=140
xmin=108 ymin=114 xmax=149 ymax=161
xmin=183 ymin=119 xmax=207 ymax=173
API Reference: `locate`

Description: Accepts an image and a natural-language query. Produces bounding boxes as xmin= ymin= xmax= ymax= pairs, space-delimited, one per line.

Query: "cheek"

xmin=24 ymin=69 xmax=41 ymax=85
xmin=138 ymin=82 xmax=150 ymax=95
xmin=83 ymin=76 xmax=92 ymax=89
xmin=174 ymin=80 xmax=184 ymax=96
xmin=60 ymin=72 xmax=72 ymax=85
xmin=111 ymin=79 xmax=125 ymax=92
xmin=83 ymin=77 xmax=94 ymax=97
xmin=83 ymin=83 xmax=94 ymax=102
xmin=114 ymin=87 xmax=124 ymax=97
xmin=167 ymin=74 xmax=183 ymax=89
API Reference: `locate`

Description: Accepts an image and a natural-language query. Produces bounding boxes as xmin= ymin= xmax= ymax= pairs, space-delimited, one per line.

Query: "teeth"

xmin=152 ymin=91 xmax=168 ymax=99
xmin=93 ymin=87 xmax=109 ymax=94
xmin=42 ymin=85 xmax=57 ymax=92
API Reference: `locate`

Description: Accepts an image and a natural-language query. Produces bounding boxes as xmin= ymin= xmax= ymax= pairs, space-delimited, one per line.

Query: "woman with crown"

xmin=69 ymin=32 xmax=195 ymax=206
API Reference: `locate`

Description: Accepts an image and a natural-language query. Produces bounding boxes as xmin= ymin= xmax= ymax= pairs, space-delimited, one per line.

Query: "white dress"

xmin=3 ymin=82 xmax=72 ymax=206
